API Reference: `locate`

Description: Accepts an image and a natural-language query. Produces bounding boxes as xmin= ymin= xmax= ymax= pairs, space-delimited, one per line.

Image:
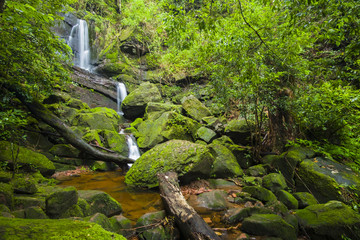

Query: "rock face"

xmin=296 ymin=201 xmax=360 ymax=240
xmin=0 ymin=141 xmax=55 ymax=177
xmin=122 ymin=82 xmax=162 ymax=120
xmin=125 ymin=140 xmax=214 ymax=188
xmin=181 ymin=95 xmax=212 ymax=121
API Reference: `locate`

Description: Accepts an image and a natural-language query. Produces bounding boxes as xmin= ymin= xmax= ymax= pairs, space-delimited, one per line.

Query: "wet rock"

xmin=296 ymin=201 xmax=360 ymax=240
xmin=224 ymin=207 xmax=273 ymax=224
xmin=46 ymin=186 xmax=78 ymax=218
xmin=86 ymin=212 xmax=114 ymax=232
xmin=241 ymin=214 xmax=297 ymax=240
xmin=197 ymin=190 xmax=228 ymax=210
xmin=262 ymin=173 xmax=287 ymax=193
xmin=181 ymin=95 xmax=212 ymax=122
xmin=78 ymin=190 xmax=122 ymax=217
xmin=293 ymin=192 xmax=318 ymax=209
xmin=125 ymin=140 xmax=214 ymax=188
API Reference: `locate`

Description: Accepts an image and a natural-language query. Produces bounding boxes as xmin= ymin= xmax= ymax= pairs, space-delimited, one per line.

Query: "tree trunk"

xmin=7 ymin=84 xmax=134 ymax=167
xmin=157 ymin=172 xmax=222 ymax=240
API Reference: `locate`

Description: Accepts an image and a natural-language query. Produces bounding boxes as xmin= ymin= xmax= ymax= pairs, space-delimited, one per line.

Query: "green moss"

xmin=181 ymin=95 xmax=212 ymax=121
xmin=45 ymin=186 xmax=78 ymax=219
xmin=209 ymin=143 xmax=243 ymax=178
xmin=0 ymin=217 xmax=127 ymax=239
xmin=262 ymin=173 xmax=288 ymax=193
xmin=78 ymin=190 xmax=122 ymax=217
xmin=276 ymin=190 xmax=299 ymax=209
xmin=243 ymin=186 xmax=277 ymax=203
xmin=0 ymin=183 xmax=14 ymax=209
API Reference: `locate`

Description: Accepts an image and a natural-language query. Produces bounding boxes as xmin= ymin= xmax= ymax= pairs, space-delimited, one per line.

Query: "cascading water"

xmin=126 ymin=135 xmax=141 ymax=167
xmin=116 ymin=82 xmax=127 ymax=115
xmin=68 ymin=19 xmax=91 ymax=71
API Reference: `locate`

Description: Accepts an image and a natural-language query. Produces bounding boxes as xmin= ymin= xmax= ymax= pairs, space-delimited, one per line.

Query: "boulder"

xmin=49 ymin=144 xmax=80 ymax=158
xmin=0 ymin=183 xmax=14 ymax=209
xmin=78 ymin=190 xmax=122 ymax=217
xmin=246 ymin=164 xmax=267 ymax=177
xmin=24 ymin=206 xmax=48 ymax=219
xmin=262 ymin=173 xmax=287 ymax=193
xmin=0 ymin=141 xmax=55 ymax=177
xmin=296 ymin=201 xmax=360 ymax=240
xmin=122 ymin=82 xmax=162 ymax=120
xmin=224 ymin=119 xmax=252 ymax=145
xmin=242 ymin=186 xmax=277 ymax=203
xmin=276 ymin=190 xmax=298 ymax=210
xmin=295 ymin=157 xmax=360 ymax=203
xmin=241 ymin=214 xmax=297 ymax=240
xmin=11 ymin=177 xmax=38 ymax=194
xmin=224 ymin=207 xmax=273 ymax=224
xmin=181 ymin=95 xmax=212 ymax=121
xmin=86 ymin=212 xmax=114 ymax=232
xmin=60 ymin=204 xmax=84 ymax=218
xmin=125 ymin=140 xmax=214 ymax=188
xmin=45 ymin=186 xmax=78 ymax=218
xmin=110 ymin=214 xmax=134 ymax=238
xmin=209 ymin=143 xmax=243 ymax=178
xmin=196 ymin=127 xmax=217 ymax=143
xmin=145 ymin=102 xmax=182 ymax=118
xmin=293 ymin=192 xmax=318 ymax=209
xmin=197 ymin=190 xmax=228 ymax=210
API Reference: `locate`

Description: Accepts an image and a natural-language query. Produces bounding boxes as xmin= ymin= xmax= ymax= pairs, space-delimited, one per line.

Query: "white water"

xmin=116 ymin=82 xmax=127 ymax=115
xmin=68 ymin=19 xmax=91 ymax=71
xmin=118 ymin=129 xmax=140 ymax=168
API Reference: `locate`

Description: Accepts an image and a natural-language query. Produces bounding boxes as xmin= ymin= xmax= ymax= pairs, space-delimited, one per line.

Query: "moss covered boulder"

xmin=196 ymin=127 xmax=217 ymax=143
xmin=122 ymin=82 xmax=162 ymax=120
xmin=45 ymin=186 xmax=78 ymax=219
xmin=246 ymin=164 xmax=267 ymax=177
xmin=110 ymin=215 xmax=134 ymax=238
xmin=224 ymin=119 xmax=253 ymax=145
xmin=145 ymin=102 xmax=182 ymax=118
xmin=276 ymin=190 xmax=298 ymax=210
xmin=262 ymin=173 xmax=288 ymax=193
xmin=241 ymin=214 xmax=297 ymax=240
xmin=209 ymin=143 xmax=243 ymax=178
xmin=295 ymin=157 xmax=360 ymax=203
xmin=293 ymin=192 xmax=318 ymax=209
xmin=49 ymin=144 xmax=80 ymax=158
xmin=296 ymin=201 xmax=360 ymax=240
xmin=0 ymin=217 xmax=127 ymax=240
xmin=125 ymin=140 xmax=214 ymax=188
xmin=181 ymin=95 xmax=212 ymax=122
xmin=0 ymin=141 xmax=55 ymax=177
xmin=242 ymin=186 xmax=277 ymax=203
xmin=196 ymin=190 xmax=228 ymax=210
xmin=0 ymin=183 xmax=13 ymax=209
xmin=78 ymin=190 xmax=122 ymax=217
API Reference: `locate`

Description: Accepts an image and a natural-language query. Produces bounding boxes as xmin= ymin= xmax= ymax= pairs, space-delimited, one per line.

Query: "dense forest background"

xmin=1 ymin=0 xmax=360 ymax=168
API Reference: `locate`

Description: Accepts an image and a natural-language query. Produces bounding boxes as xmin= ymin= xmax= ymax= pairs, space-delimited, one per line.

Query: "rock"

xmin=145 ymin=102 xmax=182 ymax=117
xmin=66 ymin=98 xmax=90 ymax=110
xmin=125 ymin=140 xmax=214 ymax=188
xmin=224 ymin=207 xmax=273 ymax=224
xmin=295 ymin=157 xmax=360 ymax=203
xmin=246 ymin=164 xmax=267 ymax=177
xmin=196 ymin=127 xmax=217 ymax=143
xmin=202 ymin=116 xmax=225 ymax=133
xmin=71 ymin=107 xmax=122 ymax=132
xmin=25 ymin=206 xmax=48 ymax=219
xmin=276 ymin=190 xmax=298 ymax=209
xmin=110 ymin=215 xmax=134 ymax=238
xmin=0 ymin=217 xmax=127 ymax=239
xmin=0 ymin=171 xmax=12 ymax=183
xmin=122 ymin=82 xmax=162 ymax=120
xmin=224 ymin=119 xmax=252 ymax=145
xmin=45 ymin=186 xmax=78 ymax=218
xmin=77 ymin=198 xmax=91 ymax=217
xmin=296 ymin=201 xmax=360 ymax=240
xmin=43 ymin=92 xmax=71 ymax=104
xmin=262 ymin=173 xmax=287 ymax=193
xmin=60 ymin=204 xmax=84 ymax=218
xmin=11 ymin=177 xmax=38 ymax=194
xmin=242 ymin=186 xmax=277 ymax=203
xmin=96 ymin=61 xmax=132 ymax=78
xmin=0 ymin=141 xmax=55 ymax=177
xmin=181 ymin=95 xmax=212 ymax=121
xmin=242 ymin=176 xmax=262 ymax=186
xmin=293 ymin=192 xmax=318 ymax=209
xmin=241 ymin=214 xmax=297 ymax=240
xmin=49 ymin=144 xmax=80 ymax=158
xmin=197 ymin=190 xmax=228 ymax=210
xmin=78 ymin=190 xmax=122 ymax=217
xmin=86 ymin=212 xmax=114 ymax=232
xmin=208 ymin=179 xmax=235 ymax=188
xmin=209 ymin=143 xmax=243 ymax=178
xmin=0 ymin=183 xmax=13 ymax=209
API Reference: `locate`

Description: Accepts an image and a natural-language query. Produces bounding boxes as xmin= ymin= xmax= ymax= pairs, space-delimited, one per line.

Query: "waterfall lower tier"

xmin=119 ymin=129 xmax=140 ymax=167
xmin=68 ymin=19 xmax=91 ymax=71
xmin=116 ymin=82 xmax=127 ymax=115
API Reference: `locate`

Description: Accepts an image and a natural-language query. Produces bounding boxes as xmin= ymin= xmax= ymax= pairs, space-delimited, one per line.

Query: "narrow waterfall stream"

xmin=116 ymin=82 xmax=127 ymax=115
xmin=68 ymin=19 xmax=91 ymax=70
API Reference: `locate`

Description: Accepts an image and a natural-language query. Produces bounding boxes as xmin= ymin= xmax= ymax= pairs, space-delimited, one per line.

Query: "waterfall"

xmin=68 ymin=19 xmax=91 ymax=71
xmin=116 ymin=82 xmax=127 ymax=115
xmin=119 ymin=129 xmax=141 ymax=168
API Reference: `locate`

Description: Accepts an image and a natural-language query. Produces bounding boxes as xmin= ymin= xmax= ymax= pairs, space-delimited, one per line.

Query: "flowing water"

xmin=116 ymin=82 xmax=127 ymax=115
xmin=68 ymin=19 xmax=91 ymax=70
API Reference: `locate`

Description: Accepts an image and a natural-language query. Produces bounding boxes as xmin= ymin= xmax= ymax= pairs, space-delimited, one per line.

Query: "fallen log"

xmin=6 ymin=84 xmax=134 ymax=167
xmin=157 ymin=171 xmax=222 ymax=240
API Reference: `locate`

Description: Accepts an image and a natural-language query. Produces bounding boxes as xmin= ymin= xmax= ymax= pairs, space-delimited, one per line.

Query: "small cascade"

xmin=119 ymin=128 xmax=140 ymax=167
xmin=68 ymin=19 xmax=91 ymax=71
xmin=116 ymin=82 xmax=127 ymax=115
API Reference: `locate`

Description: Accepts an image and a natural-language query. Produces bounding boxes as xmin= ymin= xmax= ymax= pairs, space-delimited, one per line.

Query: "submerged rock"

xmin=125 ymin=140 xmax=214 ymax=188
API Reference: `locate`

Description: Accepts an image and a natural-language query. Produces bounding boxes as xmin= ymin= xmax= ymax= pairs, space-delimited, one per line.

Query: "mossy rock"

xmin=0 ymin=141 xmax=55 ymax=177
xmin=49 ymin=144 xmax=80 ymax=158
xmin=71 ymin=107 xmax=122 ymax=132
xmin=196 ymin=127 xmax=217 ymax=143
xmin=224 ymin=119 xmax=253 ymax=145
xmin=122 ymin=82 xmax=162 ymax=120
xmin=46 ymin=103 xmax=78 ymax=123
xmin=243 ymin=186 xmax=277 ymax=203
xmin=14 ymin=195 xmax=46 ymax=211
xmin=43 ymin=92 xmax=71 ymax=104
xmin=125 ymin=140 xmax=214 ymax=188
xmin=208 ymin=179 xmax=236 ymax=188
xmin=45 ymin=186 xmax=78 ymax=219
xmin=78 ymin=190 xmax=122 ymax=217
xmin=11 ymin=177 xmax=38 ymax=194
xmin=85 ymin=212 xmax=114 ymax=232
xmin=145 ymin=102 xmax=182 ymax=117
xmin=110 ymin=215 xmax=134 ymax=238
xmin=224 ymin=207 xmax=274 ymax=224
xmin=0 ymin=217 xmax=127 ymax=239
xmin=0 ymin=183 xmax=14 ymax=209
xmin=296 ymin=157 xmax=360 ymax=203
xmin=96 ymin=61 xmax=131 ymax=78
xmin=196 ymin=190 xmax=228 ymax=210
xmin=0 ymin=171 xmax=12 ymax=183
xmin=293 ymin=192 xmax=318 ymax=209
xmin=209 ymin=143 xmax=243 ymax=178
xmin=262 ymin=173 xmax=288 ymax=193
xmin=246 ymin=164 xmax=267 ymax=177
xmin=24 ymin=206 xmax=48 ymax=219
xmin=241 ymin=214 xmax=297 ymax=240
xmin=296 ymin=201 xmax=360 ymax=240
xmin=60 ymin=204 xmax=84 ymax=218
xmin=66 ymin=98 xmax=90 ymax=110
xmin=181 ymin=95 xmax=212 ymax=122
xmin=276 ymin=190 xmax=299 ymax=210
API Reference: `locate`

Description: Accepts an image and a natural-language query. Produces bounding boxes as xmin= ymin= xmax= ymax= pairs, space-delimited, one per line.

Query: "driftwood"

xmin=7 ymin=84 xmax=134 ymax=166
xmin=157 ymin=171 xmax=222 ymax=240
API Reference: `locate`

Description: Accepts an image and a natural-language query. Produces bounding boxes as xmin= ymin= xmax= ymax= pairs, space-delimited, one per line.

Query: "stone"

xmin=145 ymin=102 xmax=182 ymax=117
xmin=11 ymin=177 xmax=38 ymax=194
xmin=242 ymin=186 xmax=277 ymax=203
xmin=49 ymin=144 xmax=80 ymax=158
xmin=241 ymin=214 xmax=297 ymax=240
xmin=25 ymin=206 xmax=48 ymax=219
xmin=276 ymin=190 xmax=299 ymax=209
xmin=45 ymin=186 xmax=78 ymax=218
xmin=246 ymin=164 xmax=267 ymax=177
xmin=181 ymin=95 xmax=212 ymax=121
xmin=122 ymin=82 xmax=162 ymax=120
xmin=0 ymin=183 xmax=14 ymax=209
xmin=224 ymin=119 xmax=252 ymax=145
xmin=60 ymin=204 xmax=84 ymax=218
xmin=262 ymin=173 xmax=288 ymax=193
xmin=14 ymin=195 xmax=45 ymax=211
xmin=0 ymin=141 xmax=55 ymax=177
xmin=125 ymin=140 xmax=214 ymax=188
xmin=86 ymin=212 xmax=114 ymax=232
xmin=0 ymin=171 xmax=12 ymax=183
xmin=78 ymin=190 xmax=122 ymax=217
xmin=196 ymin=127 xmax=217 ymax=143
xmin=224 ymin=207 xmax=273 ymax=224
xmin=208 ymin=179 xmax=235 ymax=188
xmin=209 ymin=143 xmax=243 ymax=178
xmin=293 ymin=192 xmax=318 ymax=209
xmin=110 ymin=215 xmax=134 ymax=238
xmin=135 ymin=211 xmax=175 ymax=240
xmin=296 ymin=201 xmax=360 ymax=240
xmin=197 ymin=190 xmax=228 ymax=210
